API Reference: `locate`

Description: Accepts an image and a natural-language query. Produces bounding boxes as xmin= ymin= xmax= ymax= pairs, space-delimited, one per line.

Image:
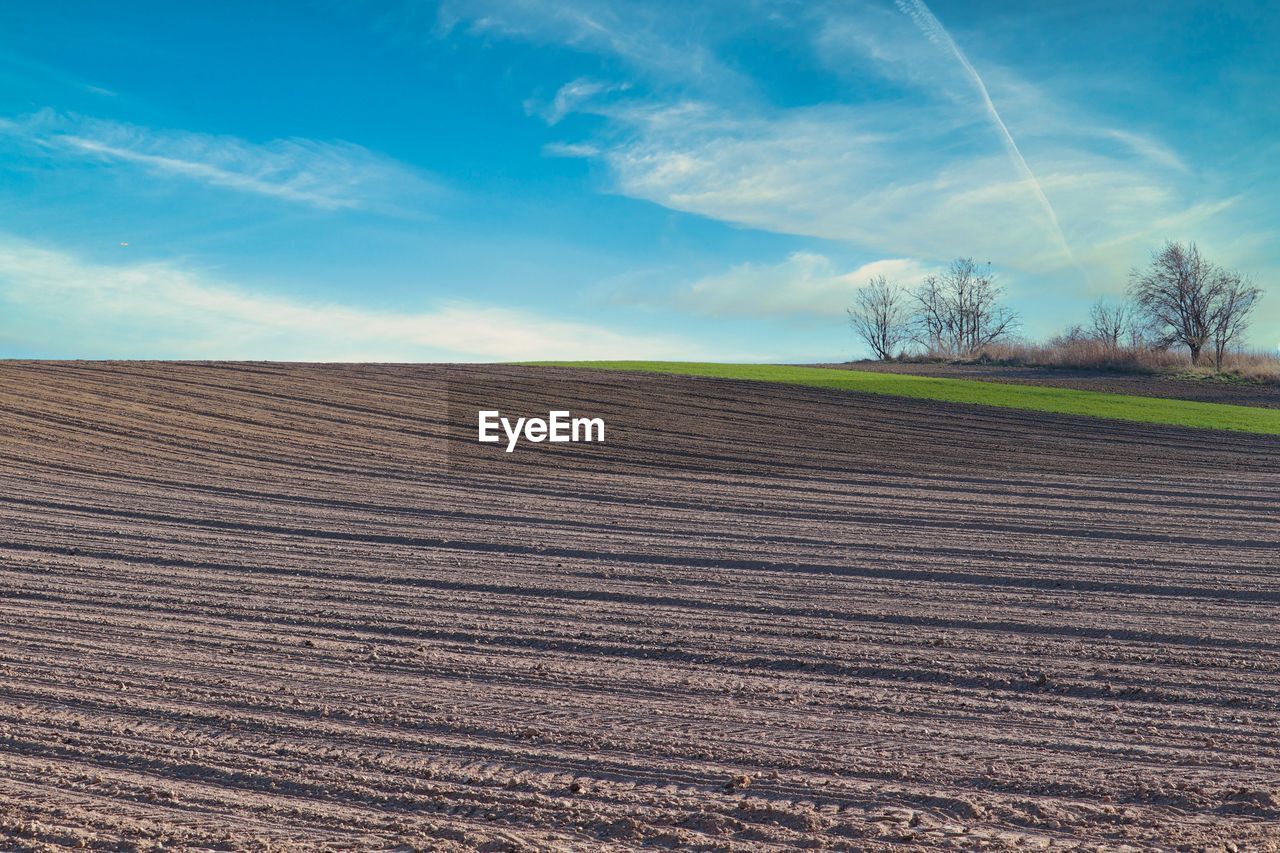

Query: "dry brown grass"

xmin=1216 ymin=350 xmax=1280 ymax=383
xmin=901 ymin=341 xmax=1280 ymax=384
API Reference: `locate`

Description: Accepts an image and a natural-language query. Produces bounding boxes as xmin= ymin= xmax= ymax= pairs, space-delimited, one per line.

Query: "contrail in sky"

xmin=894 ymin=0 xmax=1079 ymax=268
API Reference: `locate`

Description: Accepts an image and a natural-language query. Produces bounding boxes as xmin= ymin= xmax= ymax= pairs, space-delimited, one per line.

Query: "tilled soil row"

xmin=0 ymin=361 xmax=1277 ymax=851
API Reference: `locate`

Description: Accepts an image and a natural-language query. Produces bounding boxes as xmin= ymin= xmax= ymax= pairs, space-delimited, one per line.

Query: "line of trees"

xmin=848 ymin=257 xmax=1019 ymax=360
xmin=849 ymin=242 xmax=1263 ymax=370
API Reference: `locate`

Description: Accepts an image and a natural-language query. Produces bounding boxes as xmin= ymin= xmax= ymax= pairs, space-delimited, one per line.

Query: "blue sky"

xmin=1 ymin=0 xmax=1276 ymax=361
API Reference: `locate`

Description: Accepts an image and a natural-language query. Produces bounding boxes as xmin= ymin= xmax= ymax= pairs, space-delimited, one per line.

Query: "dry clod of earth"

xmin=0 ymin=362 xmax=1278 ymax=851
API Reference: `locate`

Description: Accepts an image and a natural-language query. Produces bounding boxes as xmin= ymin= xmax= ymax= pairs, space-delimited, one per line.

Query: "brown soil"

xmin=1 ymin=361 xmax=1277 ymax=851
xmin=821 ymin=360 xmax=1280 ymax=408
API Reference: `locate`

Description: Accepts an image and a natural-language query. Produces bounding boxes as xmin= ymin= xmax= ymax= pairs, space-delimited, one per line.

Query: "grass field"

xmin=531 ymin=361 xmax=1280 ymax=435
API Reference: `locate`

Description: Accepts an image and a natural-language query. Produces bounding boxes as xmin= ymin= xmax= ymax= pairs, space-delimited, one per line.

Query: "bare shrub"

xmin=1088 ymin=298 xmax=1133 ymax=349
xmin=971 ymin=339 xmax=1188 ymax=373
xmin=944 ymin=339 xmax=1280 ymax=383
xmin=1218 ymin=349 xmax=1280 ymax=383
xmin=1053 ymin=325 xmax=1091 ymax=346
xmin=848 ymin=275 xmax=910 ymax=360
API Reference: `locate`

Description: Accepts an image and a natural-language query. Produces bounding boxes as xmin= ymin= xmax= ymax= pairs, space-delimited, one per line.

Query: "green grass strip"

xmin=526 ymin=361 xmax=1280 ymax=435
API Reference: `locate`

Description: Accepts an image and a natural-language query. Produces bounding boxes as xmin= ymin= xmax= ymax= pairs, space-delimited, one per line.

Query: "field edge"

xmin=525 ymin=361 xmax=1280 ymax=435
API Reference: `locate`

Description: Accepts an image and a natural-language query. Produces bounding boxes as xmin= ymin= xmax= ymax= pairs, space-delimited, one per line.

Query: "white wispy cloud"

xmin=619 ymin=252 xmax=934 ymax=319
xmin=0 ymin=236 xmax=702 ymax=361
xmin=435 ymin=0 xmax=738 ymax=88
xmin=0 ymin=109 xmax=434 ymax=211
xmin=1098 ymin=129 xmax=1188 ymax=174
xmin=0 ymin=48 xmax=120 ymax=98
xmin=434 ymin=0 xmax=1239 ymax=289
xmin=521 ymin=21 xmax=1224 ymax=286
xmin=554 ymin=99 xmax=1157 ymax=273
xmin=525 ymin=78 xmax=631 ymax=125
xmin=544 ymin=141 xmax=601 ymax=158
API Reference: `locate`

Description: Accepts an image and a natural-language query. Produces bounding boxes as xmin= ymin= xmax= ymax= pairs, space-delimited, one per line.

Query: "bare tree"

xmin=1088 ymin=297 xmax=1132 ymax=348
xmin=909 ymin=258 xmax=1018 ymax=356
xmin=1129 ymin=242 xmax=1235 ymax=364
xmin=1209 ymin=274 xmax=1263 ymax=371
xmin=848 ymin=275 xmax=910 ymax=360
xmin=909 ymin=274 xmax=948 ymax=353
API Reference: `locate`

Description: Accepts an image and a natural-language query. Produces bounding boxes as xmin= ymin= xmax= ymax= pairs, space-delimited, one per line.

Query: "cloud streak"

xmin=892 ymin=0 xmax=1076 ymax=267
xmin=0 ymin=236 xmax=701 ymax=361
xmin=0 ymin=110 xmax=434 ymax=211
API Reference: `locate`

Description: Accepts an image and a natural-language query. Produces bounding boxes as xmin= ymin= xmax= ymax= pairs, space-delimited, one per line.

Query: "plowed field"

xmin=1 ymin=362 xmax=1277 ymax=850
